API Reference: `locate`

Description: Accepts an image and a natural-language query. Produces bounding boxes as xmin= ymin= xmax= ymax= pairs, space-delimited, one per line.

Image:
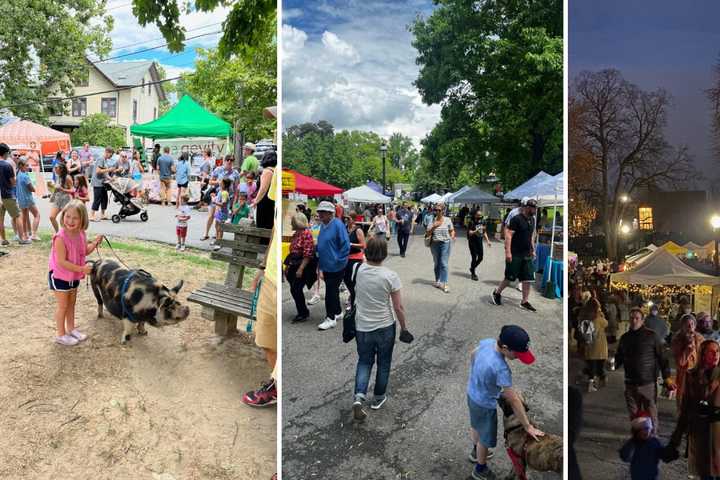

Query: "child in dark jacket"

xmin=619 ymin=416 xmax=675 ymax=480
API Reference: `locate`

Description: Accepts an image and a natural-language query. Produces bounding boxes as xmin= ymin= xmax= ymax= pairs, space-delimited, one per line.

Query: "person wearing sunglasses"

xmin=425 ymin=202 xmax=455 ymax=293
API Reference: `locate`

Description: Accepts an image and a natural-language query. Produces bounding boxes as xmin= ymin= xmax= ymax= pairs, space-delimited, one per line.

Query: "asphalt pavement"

xmin=281 ymin=228 xmax=563 ymax=479
xmin=571 ymin=350 xmax=688 ymax=479
xmin=2 ymin=193 xmax=216 ymax=251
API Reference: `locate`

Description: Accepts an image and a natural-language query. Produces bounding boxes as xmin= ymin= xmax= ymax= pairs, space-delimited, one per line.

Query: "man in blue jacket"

xmin=316 ymin=200 xmax=350 ymax=330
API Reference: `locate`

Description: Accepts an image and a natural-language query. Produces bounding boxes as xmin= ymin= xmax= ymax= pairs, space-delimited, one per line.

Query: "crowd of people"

xmin=0 ymin=141 xmax=276 ymax=252
xmin=570 ymin=262 xmax=720 ymax=479
xmin=284 ymin=194 xmax=551 ymax=479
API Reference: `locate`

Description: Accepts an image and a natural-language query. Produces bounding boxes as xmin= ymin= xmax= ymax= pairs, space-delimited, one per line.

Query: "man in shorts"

xmin=157 ymin=146 xmax=175 ymax=206
xmin=491 ymin=198 xmax=538 ymax=311
xmin=467 ymin=325 xmax=544 ymax=479
xmin=0 ymin=143 xmax=29 ymax=245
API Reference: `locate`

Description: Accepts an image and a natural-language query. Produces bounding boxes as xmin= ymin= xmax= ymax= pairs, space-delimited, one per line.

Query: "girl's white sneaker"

xmin=69 ymin=329 xmax=88 ymax=342
xmin=55 ymin=334 xmax=79 ymax=346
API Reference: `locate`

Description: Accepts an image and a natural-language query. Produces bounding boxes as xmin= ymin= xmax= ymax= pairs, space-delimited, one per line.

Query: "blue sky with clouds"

xmin=98 ymin=1 xmax=229 ymax=87
xmin=282 ymin=0 xmax=441 ymax=144
xmin=570 ymin=0 xmax=720 ymax=174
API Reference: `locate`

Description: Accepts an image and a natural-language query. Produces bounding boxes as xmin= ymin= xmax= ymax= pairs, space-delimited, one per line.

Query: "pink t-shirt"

xmin=48 ymin=229 xmax=87 ymax=281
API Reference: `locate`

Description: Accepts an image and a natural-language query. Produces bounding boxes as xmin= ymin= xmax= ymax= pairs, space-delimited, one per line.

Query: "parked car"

xmin=254 ymin=139 xmax=276 ymax=161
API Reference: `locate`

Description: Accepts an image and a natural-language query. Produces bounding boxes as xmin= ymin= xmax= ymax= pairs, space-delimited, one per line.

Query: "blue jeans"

xmin=354 ymin=323 xmax=396 ymax=397
xmin=430 ymin=240 xmax=451 ymax=283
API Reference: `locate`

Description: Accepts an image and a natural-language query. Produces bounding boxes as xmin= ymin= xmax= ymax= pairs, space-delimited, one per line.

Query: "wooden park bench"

xmin=188 ymin=223 xmax=272 ymax=336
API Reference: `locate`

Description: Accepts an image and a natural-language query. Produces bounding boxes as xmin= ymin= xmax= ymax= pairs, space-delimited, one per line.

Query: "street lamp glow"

xmin=711 ymin=215 xmax=720 ymax=230
xmin=620 ymin=194 xmax=630 ymax=203
xmin=620 ymin=224 xmax=631 ymax=235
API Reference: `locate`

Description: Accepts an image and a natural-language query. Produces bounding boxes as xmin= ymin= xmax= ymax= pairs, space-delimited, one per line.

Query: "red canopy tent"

xmin=0 ymin=120 xmax=71 ymax=156
xmin=283 ymin=168 xmax=342 ymax=197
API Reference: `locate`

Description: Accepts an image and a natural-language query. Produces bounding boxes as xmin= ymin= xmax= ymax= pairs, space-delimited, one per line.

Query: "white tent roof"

xmin=421 ymin=193 xmax=443 ymax=203
xmin=504 ymin=171 xmax=552 ymax=201
xmin=611 ymin=247 xmax=720 ymax=286
xmin=534 ymin=172 xmax=564 ymax=206
xmin=684 ymin=242 xmax=703 ymax=250
xmin=453 ymin=186 xmax=500 ymax=204
xmin=446 ymin=186 xmax=471 ymax=204
xmin=344 ymin=185 xmax=392 ymax=204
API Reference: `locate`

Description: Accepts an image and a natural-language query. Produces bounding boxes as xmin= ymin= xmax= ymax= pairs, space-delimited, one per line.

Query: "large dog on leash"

xmin=497 ymin=395 xmax=562 ymax=480
xmin=89 ymin=260 xmax=190 ymax=344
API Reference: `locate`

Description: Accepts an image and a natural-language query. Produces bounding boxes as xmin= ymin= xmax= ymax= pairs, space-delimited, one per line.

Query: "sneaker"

xmin=1 ymin=239 xmax=9 ymax=246
xmin=520 ymin=301 xmax=537 ymax=312
xmin=353 ymin=396 xmax=367 ymax=422
xmin=175 ymin=243 xmax=181 ymax=250
xmin=55 ymin=334 xmax=79 ymax=346
xmin=308 ymin=294 xmax=321 ymax=305
xmin=242 ymin=379 xmax=277 ymax=407
xmin=31 ymin=235 xmax=41 ymax=241
xmin=291 ymin=314 xmax=309 ymax=323
xmin=318 ymin=317 xmax=337 ymax=330
xmin=491 ymin=289 xmax=502 ymax=306
xmin=212 ymin=245 xmax=221 ymax=251
xmin=471 ymin=273 xmax=479 ymax=281
xmin=18 ymin=239 xmax=32 ymax=245
xmin=471 ymin=465 xmax=495 ymax=480
xmin=469 ymin=446 xmax=495 ymax=463
xmin=69 ymin=329 xmax=88 ymax=342
xmin=587 ymin=378 xmax=598 ymax=393
xmin=370 ymin=395 xmax=387 ymax=410
xmin=443 ymin=285 xmax=450 ymax=293
xmin=180 ymin=244 xmax=186 ymax=252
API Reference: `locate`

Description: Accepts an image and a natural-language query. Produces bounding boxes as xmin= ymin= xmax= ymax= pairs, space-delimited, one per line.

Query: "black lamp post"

xmin=380 ymin=140 xmax=387 ymax=195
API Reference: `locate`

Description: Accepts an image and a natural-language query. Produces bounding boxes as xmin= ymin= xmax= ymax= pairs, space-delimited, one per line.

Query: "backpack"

xmin=579 ymin=318 xmax=596 ymax=344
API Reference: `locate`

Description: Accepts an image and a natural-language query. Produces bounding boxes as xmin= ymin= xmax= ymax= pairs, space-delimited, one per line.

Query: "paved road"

xmin=571 ymin=351 xmax=688 ymax=479
xmin=281 ymin=228 xmax=563 ymax=479
xmin=2 ymin=194 xmax=216 ymax=251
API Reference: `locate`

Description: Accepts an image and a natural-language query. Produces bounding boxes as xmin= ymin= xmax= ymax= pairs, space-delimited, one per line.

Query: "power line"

xmin=105 ymin=1 xmax=133 ymax=12
xmin=103 ymin=21 xmax=223 ymax=54
xmin=0 ymin=76 xmax=184 ymax=109
xmin=95 ymin=30 xmax=221 ymax=63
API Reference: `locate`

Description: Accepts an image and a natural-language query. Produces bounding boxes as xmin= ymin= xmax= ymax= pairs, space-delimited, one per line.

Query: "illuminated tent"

xmin=611 ymin=247 xmax=720 ymax=286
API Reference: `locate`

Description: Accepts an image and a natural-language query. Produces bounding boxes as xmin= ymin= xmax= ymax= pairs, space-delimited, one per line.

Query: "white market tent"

xmin=452 ymin=186 xmax=499 ymax=204
xmin=421 ymin=193 xmax=444 ymax=203
xmin=533 ymin=172 xmax=564 ymax=206
xmin=625 ymin=244 xmax=658 ymax=265
xmin=504 ymin=171 xmax=552 ymax=201
xmin=440 ymin=192 xmax=454 ymax=203
xmin=344 ymin=185 xmax=392 ymax=204
xmin=611 ymin=247 xmax=720 ymax=286
xmin=446 ymin=186 xmax=471 ymax=204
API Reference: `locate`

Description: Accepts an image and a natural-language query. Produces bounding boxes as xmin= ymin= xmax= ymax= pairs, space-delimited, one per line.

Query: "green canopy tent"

xmin=130 ymin=95 xmax=233 ymax=139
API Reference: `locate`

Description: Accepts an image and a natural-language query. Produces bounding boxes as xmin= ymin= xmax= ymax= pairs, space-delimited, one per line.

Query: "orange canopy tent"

xmin=0 ymin=120 xmax=69 ymax=196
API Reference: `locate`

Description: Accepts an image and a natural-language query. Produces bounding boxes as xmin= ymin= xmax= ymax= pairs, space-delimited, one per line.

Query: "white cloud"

xmin=282 ymin=7 xmax=441 ymax=146
xmin=321 ymin=31 xmax=360 ymax=64
xmin=283 ymin=8 xmax=304 ymax=20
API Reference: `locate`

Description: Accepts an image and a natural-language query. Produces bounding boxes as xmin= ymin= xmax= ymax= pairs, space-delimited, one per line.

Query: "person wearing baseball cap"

xmin=466 ymin=325 xmax=543 ymax=479
xmin=240 ymin=142 xmax=259 ymax=175
xmin=491 ymin=197 xmax=538 ymax=311
xmin=315 ymin=200 xmax=350 ymax=330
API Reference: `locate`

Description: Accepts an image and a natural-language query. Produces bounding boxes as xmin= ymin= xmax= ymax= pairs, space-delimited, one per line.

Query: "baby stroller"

xmin=106 ymin=176 xmax=148 ymax=223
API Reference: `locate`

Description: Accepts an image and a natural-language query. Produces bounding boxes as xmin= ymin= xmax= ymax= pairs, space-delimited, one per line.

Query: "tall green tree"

xmin=0 ymin=0 xmax=113 ymax=123
xmin=176 ymin=40 xmax=276 ymax=141
xmin=131 ymin=0 xmax=275 ymax=60
xmin=411 ymin=0 xmax=562 ymax=188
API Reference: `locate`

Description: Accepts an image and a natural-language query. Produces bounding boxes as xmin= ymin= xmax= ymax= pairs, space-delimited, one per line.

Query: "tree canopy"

xmin=174 ymin=39 xmax=276 ymax=142
xmin=71 ymin=113 xmax=126 ymax=150
xmin=0 ymin=0 xmax=113 ymax=123
xmin=411 ymin=0 xmax=562 ymax=190
xmin=283 ymin=122 xmax=416 ymax=191
xmin=130 ymin=0 xmax=275 ymax=60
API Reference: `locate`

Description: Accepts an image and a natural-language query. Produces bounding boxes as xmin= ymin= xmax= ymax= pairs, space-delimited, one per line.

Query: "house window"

xmin=77 ymin=69 xmax=89 ymax=87
xmin=639 ymin=207 xmax=654 ymax=230
xmin=72 ymin=98 xmax=87 ymax=117
xmin=132 ymin=100 xmax=138 ymax=123
xmin=48 ymin=99 xmax=64 ymax=116
xmin=101 ymin=97 xmax=117 ymax=117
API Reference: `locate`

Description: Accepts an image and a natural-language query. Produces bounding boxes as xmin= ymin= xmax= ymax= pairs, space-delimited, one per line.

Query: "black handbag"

xmin=342 ymin=263 xmax=361 ymax=343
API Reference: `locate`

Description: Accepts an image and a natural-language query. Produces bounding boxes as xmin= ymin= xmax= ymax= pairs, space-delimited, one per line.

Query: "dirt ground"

xmin=0 ymin=239 xmax=276 ymax=480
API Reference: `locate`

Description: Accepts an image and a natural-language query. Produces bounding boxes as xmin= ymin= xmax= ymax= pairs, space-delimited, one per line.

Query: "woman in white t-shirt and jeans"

xmin=352 ymin=236 xmax=414 ymax=421
xmin=426 ymin=202 xmax=456 ymax=293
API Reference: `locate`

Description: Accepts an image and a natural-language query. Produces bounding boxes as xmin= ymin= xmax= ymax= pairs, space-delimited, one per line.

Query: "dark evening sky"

xmin=570 ymin=0 xmax=720 ymax=177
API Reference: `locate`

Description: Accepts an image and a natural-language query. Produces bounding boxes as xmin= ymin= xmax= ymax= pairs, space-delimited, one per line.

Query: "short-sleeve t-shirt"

xmin=467 ymin=338 xmax=513 ymax=409
xmin=467 ymin=218 xmax=486 ymax=241
xmin=355 ymin=263 xmax=402 ymax=332
xmin=176 ymin=205 xmax=191 ymax=227
xmin=241 ymin=155 xmax=259 ymax=174
xmin=175 ymin=160 xmax=190 ymax=184
xmin=0 ymin=160 xmax=15 ymax=199
xmin=157 ymin=154 xmax=175 ymax=179
xmin=91 ymin=157 xmax=108 ymax=187
xmin=508 ymin=213 xmax=535 ymax=257
xmin=431 ymin=216 xmax=454 ymax=242
xmin=16 ymin=171 xmax=34 ymax=208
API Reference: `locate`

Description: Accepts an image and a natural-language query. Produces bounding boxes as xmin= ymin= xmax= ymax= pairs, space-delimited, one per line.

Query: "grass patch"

xmin=34 ymin=230 xmax=227 ymax=271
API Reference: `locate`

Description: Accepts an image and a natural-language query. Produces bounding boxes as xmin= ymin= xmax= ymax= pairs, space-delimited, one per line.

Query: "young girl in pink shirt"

xmin=48 ymin=200 xmax=104 ymax=346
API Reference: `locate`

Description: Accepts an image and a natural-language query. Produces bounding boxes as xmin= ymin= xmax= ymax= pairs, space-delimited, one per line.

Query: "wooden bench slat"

xmin=191 ymin=288 xmax=254 ymax=306
xmin=216 ymin=239 xmax=267 ymax=253
xmin=211 ymin=251 xmax=264 ymax=268
xmin=220 ymin=223 xmax=273 ymax=237
xmin=188 ymin=293 xmax=252 ymax=316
